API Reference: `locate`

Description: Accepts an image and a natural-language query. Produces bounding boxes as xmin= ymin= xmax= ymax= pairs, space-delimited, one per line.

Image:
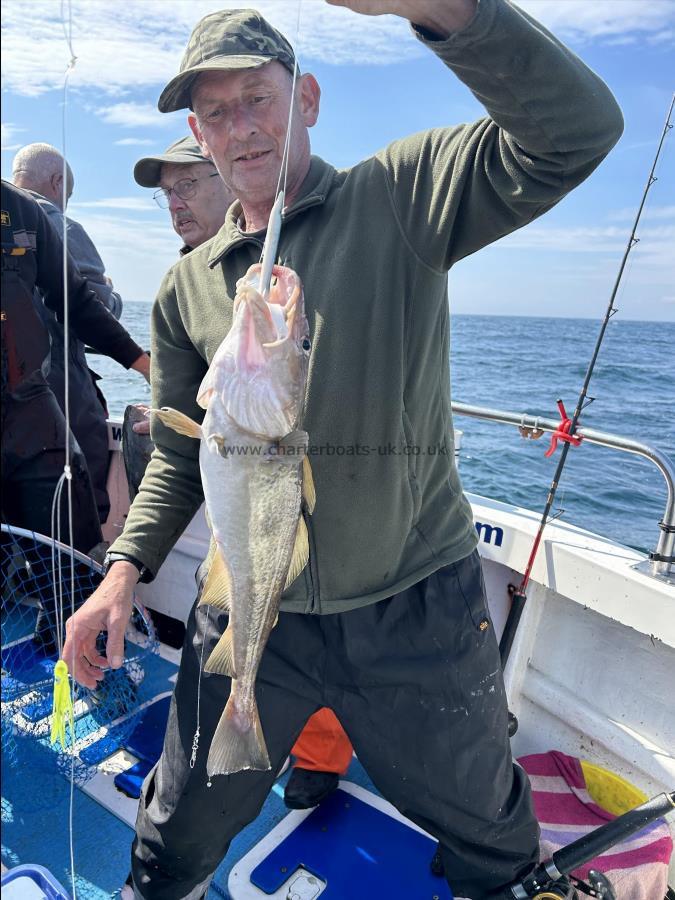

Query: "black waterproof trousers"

xmin=131 ymin=550 xmax=539 ymax=900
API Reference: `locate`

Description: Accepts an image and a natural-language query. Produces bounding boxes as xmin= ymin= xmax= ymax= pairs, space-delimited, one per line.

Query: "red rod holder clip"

xmin=545 ymin=399 xmax=583 ymax=458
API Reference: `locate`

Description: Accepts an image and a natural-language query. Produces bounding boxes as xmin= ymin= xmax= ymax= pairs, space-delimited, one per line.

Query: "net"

xmin=1 ymin=524 xmax=160 ymax=801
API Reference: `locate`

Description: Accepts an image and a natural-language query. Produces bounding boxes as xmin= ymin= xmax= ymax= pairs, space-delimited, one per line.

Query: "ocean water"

xmin=93 ymin=307 xmax=674 ymax=556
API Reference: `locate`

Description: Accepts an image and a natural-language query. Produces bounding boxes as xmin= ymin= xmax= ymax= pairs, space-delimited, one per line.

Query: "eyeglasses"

xmin=153 ymin=171 xmax=221 ymax=208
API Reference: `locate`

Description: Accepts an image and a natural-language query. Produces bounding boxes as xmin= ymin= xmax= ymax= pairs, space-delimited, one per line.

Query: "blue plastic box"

xmin=1 ymin=864 xmax=70 ymax=900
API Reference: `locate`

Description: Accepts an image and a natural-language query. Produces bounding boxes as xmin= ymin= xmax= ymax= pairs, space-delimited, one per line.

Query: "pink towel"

xmin=518 ymin=751 xmax=672 ymax=900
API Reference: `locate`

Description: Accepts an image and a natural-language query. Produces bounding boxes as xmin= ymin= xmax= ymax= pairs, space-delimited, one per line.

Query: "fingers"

xmin=62 ymin=621 xmax=107 ymax=689
xmin=105 ymin=611 xmax=128 ymax=670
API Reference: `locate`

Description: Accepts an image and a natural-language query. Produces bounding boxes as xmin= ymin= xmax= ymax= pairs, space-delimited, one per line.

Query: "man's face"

xmin=188 ymin=62 xmax=320 ymax=212
xmin=159 ymin=161 xmax=234 ymax=248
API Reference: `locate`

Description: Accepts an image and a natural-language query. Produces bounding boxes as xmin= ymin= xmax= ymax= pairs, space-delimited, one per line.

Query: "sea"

xmin=92 ymin=309 xmax=674 ymax=557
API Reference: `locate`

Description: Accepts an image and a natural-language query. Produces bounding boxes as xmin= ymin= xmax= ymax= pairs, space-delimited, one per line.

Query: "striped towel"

xmin=518 ymin=751 xmax=672 ymax=900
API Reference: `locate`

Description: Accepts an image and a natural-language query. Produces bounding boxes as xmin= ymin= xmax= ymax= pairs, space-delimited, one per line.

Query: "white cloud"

xmin=519 ymin=0 xmax=675 ymax=42
xmin=72 ymin=210 xmax=178 ymax=302
xmin=96 ymin=103 xmax=180 ymax=129
xmin=497 ymin=223 xmax=675 ymax=254
xmin=114 ymin=137 xmax=156 ymax=146
xmin=1 ymin=0 xmax=673 ymax=97
xmin=1 ymin=122 xmax=24 ymax=151
xmin=70 ymin=197 xmax=154 ymax=211
xmin=608 ymin=205 xmax=675 ymax=223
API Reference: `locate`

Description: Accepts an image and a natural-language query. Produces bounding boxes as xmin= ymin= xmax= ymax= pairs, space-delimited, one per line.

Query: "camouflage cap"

xmin=133 ymin=136 xmax=212 ymax=188
xmin=158 ymin=8 xmax=297 ymax=114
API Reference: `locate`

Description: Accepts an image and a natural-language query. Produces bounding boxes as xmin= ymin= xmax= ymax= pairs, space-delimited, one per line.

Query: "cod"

xmin=153 ymin=262 xmax=313 ymax=776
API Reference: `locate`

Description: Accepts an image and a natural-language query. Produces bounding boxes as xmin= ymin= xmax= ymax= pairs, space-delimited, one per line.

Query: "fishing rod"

xmin=508 ymin=789 xmax=675 ymax=899
xmin=499 ymin=93 xmax=675 ymax=668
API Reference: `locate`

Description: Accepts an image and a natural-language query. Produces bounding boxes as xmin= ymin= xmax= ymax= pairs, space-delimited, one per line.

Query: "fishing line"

xmin=50 ymin=1 xmax=79 ymax=895
xmin=189 ymin=604 xmax=211 ymax=781
xmin=499 ymin=94 xmax=675 ymax=669
xmin=274 ymin=0 xmax=303 ymax=204
xmin=258 ymin=0 xmax=303 ymax=272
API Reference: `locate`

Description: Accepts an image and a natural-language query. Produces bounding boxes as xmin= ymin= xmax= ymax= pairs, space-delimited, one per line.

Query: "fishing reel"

xmin=519 ymin=870 xmax=615 ymax=900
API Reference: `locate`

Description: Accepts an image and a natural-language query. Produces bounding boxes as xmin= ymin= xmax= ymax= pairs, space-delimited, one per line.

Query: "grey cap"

xmin=133 ymin=136 xmax=211 ymax=188
xmin=158 ymin=8 xmax=297 ymax=114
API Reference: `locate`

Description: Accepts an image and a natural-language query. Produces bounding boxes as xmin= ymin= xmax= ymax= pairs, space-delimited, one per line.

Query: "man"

xmin=133 ymin=135 xmax=353 ymax=809
xmin=63 ymin=2 xmax=623 ymax=898
xmin=134 ymin=135 xmax=235 ymax=255
xmin=1 ymin=179 xmax=149 ymax=569
xmin=12 ymin=143 xmax=125 ymax=525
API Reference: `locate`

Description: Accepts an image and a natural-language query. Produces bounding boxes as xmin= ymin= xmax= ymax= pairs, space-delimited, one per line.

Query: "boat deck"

xmin=1 ymin=746 xmax=381 ymax=898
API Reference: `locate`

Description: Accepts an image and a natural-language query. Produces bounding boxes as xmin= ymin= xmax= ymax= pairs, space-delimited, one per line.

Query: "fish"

xmin=122 ymin=404 xmax=153 ymax=501
xmin=152 ymin=262 xmax=314 ymax=776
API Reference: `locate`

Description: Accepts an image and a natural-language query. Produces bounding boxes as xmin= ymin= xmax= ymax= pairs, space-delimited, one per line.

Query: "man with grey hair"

xmin=13 ymin=142 xmax=126 ymax=524
xmin=134 ymin=135 xmax=236 ymax=255
xmin=65 ymin=2 xmax=623 ymax=897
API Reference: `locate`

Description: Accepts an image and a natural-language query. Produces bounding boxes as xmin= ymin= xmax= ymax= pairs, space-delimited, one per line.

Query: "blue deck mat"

xmin=2 ymin=753 xmax=435 ymax=899
xmin=114 ymin=758 xmax=154 ymax=799
xmin=1 ymin=639 xmax=56 ymax=684
xmin=250 ymin=787 xmax=452 ymax=898
xmin=123 ymin=695 xmax=171 ymax=762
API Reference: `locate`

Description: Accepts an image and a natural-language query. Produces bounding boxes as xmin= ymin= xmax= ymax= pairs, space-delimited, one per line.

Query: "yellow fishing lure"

xmin=51 ymin=659 xmax=74 ymax=749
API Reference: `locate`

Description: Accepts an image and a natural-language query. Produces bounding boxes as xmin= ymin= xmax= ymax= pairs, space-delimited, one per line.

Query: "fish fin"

xmin=198 ymin=550 xmax=232 ymax=612
xmin=302 ymin=456 xmax=316 ymax=514
xmin=207 ymin=695 xmax=271 ymax=776
xmin=196 ymin=364 xmax=217 ymax=410
xmin=150 ymin=407 xmax=202 ymax=439
xmin=284 ymin=516 xmax=309 ymax=589
xmin=204 ymin=625 xmax=236 ymax=678
xmin=277 ymin=429 xmax=309 ymax=458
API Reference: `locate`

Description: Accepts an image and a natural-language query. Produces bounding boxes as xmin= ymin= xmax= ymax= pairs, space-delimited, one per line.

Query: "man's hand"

xmin=61 ymin=562 xmax=137 ymax=689
xmin=132 ymin=403 xmax=151 ymax=435
xmin=131 ymin=352 xmax=151 ymax=384
xmin=326 ymin=0 xmax=477 ymax=35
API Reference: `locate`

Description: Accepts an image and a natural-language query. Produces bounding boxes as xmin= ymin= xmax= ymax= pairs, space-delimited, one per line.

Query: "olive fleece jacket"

xmin=112 ymin=0 xmax=623 ymax=613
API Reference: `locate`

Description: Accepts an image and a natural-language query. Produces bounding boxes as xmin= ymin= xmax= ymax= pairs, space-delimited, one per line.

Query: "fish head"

xmin=203 ymin=263 xmax=310 ymax=439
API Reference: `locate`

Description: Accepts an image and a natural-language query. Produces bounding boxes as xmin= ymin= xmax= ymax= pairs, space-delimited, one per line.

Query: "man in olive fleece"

xmin=63 ymin=1 xmax=623 ymax=897
xmin=133 ymin=135 xmax=353 ymax=811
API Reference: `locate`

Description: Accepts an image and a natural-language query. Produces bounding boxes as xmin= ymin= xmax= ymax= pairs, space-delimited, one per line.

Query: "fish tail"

xmin=207 ymin=693 xmax=271 ymax=776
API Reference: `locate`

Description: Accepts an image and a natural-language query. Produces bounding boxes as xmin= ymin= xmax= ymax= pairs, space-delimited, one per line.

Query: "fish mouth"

xmin=234 ymin=264 xmax=305 ymax=348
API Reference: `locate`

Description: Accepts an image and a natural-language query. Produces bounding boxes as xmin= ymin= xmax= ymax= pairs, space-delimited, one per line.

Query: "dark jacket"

xmin=1 ymin=180 xmax=144 ymax=407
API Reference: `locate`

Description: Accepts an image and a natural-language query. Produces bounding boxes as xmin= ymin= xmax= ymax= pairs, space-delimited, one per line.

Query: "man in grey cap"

xmin=134 ymin=136 xmax=235 ymax=255
xmin=65 ymin=2 xmax=623 ymax=897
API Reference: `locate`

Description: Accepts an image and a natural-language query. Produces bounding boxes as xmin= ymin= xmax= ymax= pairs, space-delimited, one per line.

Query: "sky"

xmin=1 ymin=0 xmax=674 ymax=322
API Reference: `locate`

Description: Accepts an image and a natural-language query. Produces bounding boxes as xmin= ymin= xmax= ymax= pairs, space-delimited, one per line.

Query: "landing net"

xmin=1 ymin=524 xmax=159 ymax=806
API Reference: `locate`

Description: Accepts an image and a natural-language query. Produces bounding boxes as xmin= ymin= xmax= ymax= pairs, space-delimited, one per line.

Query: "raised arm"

xmin=327 ymin=0 xmax=477 ymax=35
xmin=339 ymin=0 xmax=624 ymax=271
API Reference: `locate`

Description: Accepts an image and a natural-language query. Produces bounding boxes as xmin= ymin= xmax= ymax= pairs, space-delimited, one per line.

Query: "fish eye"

xmin=301 ymin=338 xmax=311 ymax=352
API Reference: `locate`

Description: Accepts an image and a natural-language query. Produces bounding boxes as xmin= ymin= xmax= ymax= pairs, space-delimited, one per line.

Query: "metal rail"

xmin=451 ymin=401 xmax=674 ymax=580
